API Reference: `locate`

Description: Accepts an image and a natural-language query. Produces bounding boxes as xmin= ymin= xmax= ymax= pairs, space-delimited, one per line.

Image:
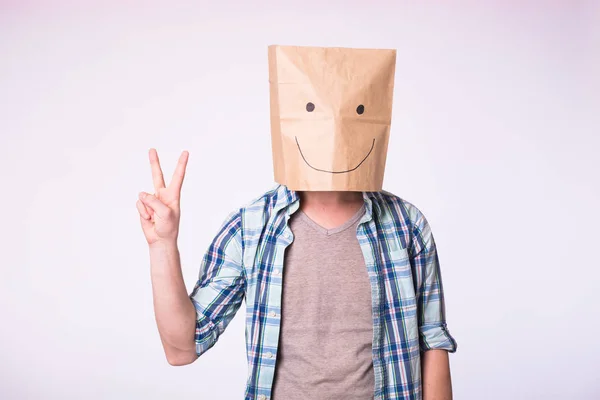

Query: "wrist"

xmin=148 ymin=239 xmax=179 ymax=253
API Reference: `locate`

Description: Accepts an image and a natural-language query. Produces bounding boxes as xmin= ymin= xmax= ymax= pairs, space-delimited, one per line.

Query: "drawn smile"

xmin=294 ymin=137 xmax=376 ymax=174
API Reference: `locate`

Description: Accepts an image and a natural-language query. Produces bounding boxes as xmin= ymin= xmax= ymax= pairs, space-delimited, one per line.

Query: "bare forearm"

xmin=422 ymin=349 xmax=453 ymax=400
xmin=149 ymin=240 xmax=197 ymax=364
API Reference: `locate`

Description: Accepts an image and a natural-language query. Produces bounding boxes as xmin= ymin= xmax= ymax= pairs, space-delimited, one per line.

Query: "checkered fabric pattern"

xmin=190 ymin=184 xmax=457 ymax=400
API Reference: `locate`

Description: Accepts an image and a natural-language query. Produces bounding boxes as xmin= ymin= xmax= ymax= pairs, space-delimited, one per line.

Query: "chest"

xmin=242 ymin=215 xmax=418 ymax=316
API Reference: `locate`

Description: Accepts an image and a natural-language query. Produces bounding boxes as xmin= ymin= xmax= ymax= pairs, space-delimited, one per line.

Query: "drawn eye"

xmin=306 ymin=102 xmax=315 ymax=112
xmin=356 ymin=104 xmax=365 ymax=115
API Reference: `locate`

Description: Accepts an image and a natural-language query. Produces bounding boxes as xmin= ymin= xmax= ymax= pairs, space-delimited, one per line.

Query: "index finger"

xmin=149 ymin=148 xmax=166 ymax=192
xmin=169 ymin=150 xmax=189 ymax=194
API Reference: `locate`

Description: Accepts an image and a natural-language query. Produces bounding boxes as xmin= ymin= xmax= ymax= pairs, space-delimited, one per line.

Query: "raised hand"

xmin=136 ymin=148 xmax=189 ymax=246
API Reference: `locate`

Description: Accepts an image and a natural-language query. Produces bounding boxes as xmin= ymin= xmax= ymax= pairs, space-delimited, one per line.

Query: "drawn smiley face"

xmin=295 ymin=102 xmax=374 ymax=174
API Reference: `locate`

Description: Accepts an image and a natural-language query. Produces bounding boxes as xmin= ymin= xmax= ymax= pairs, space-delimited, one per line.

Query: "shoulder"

xmin=371 ymin=189 xmax=429 ymax=229
xmin=236 ymin=183 xmax=293 ymax=221
xmin=240 ymin=184 xmax=290 ymax=213
xmin=371 ymin=190 xmax=436 ymax=253
xmin=222 ymin=184 xmax=292 ymax=233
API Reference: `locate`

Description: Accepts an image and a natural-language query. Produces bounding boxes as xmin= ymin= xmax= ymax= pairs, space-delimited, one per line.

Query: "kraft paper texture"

xmin=268 ymin=45 xmax=397 ymax=191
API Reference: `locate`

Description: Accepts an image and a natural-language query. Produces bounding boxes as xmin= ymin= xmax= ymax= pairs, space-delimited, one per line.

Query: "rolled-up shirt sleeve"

xmin=189 ymin=210 xmax=245 ymax=357
xmin=410 ymin=213 xmax=458 ymax=353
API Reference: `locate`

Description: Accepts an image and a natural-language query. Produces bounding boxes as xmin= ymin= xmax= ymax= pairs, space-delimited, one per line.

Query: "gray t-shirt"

xmin=271 ymin=205 xmax=374 ymax=399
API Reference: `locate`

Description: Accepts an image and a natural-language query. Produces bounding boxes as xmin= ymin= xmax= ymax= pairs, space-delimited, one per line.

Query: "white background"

xmin=1 ymin=1 xmax=599 ymax=399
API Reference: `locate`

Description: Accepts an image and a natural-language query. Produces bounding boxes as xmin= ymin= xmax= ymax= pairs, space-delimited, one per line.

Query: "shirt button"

xmin=268 ymin=311 xmax=277 ymax=317
xmin=273 ymin=269 xmax=281 ymax=275
xmin=265 ymin=352 xmax=274 ymax=359
xmin=258 ymin=395 xmax=266 ymax=400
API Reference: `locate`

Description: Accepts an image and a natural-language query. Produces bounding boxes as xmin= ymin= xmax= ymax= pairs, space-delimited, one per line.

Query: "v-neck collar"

xmin=296 ymin=203 xmax=366 ymax=236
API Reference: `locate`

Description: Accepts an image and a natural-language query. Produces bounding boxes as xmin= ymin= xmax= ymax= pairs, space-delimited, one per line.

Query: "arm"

xmin=149 ymin=240 xmax=198 ymax=366
xmin=137 ymin=149 xmax=244 ymax=366
xmin=145 ymin=207 xmax=245 ymax=365
xmin=137 ymin=149 xmax=197 ymax=365
xmin=188 ymin=210 xmax=245 ymax=357
xmin=421 ymin=349 xmax=452 ymax=400
xmin=409 ymin=211 xmax=457 ymax=399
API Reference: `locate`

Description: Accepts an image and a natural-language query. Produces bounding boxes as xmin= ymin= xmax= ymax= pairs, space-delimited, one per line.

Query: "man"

xmin=136 ymin=45 xmax=457 ymax=400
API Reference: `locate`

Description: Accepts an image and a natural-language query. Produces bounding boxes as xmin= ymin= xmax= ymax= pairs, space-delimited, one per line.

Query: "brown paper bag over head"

xmin=268 ymin=45 xmax=397 ymax=191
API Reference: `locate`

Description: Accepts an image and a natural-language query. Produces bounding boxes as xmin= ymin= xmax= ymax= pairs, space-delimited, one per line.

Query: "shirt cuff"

xmin=419 ymin=323 xmax=458 ymax=353
xmin=194 ymin=314 xmax=219 ymax=356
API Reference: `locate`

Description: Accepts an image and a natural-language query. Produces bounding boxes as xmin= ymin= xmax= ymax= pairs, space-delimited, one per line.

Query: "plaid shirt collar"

xmin=272 ymin=184 xmax=381 ymax=223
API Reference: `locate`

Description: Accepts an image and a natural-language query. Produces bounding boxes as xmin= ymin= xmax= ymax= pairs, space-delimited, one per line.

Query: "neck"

xmin=299 ymin=191 xmax=363 ymax=208
xmin=297 ymin=191 xmax=364 ymax=230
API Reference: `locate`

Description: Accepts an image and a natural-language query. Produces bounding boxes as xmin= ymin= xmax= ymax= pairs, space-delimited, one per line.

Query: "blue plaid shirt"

xmin=190 ymin=184 xmax=457 ymax=400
